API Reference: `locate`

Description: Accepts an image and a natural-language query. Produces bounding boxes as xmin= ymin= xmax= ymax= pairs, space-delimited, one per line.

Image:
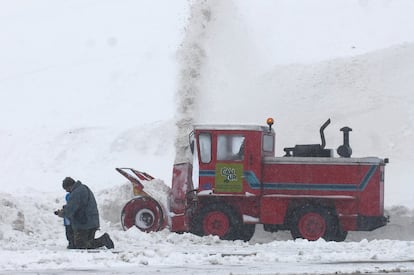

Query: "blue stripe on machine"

xmin=199 ymin=170 xmax=215 ymax=177
xmin=358 ymin=165 xmax=377 ymax=190
xmin=199 ymin=165 xmax=377 ymax=191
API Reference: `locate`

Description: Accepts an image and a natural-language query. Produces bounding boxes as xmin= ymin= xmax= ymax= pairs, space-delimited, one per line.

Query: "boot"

xmin=102 ymin=233 xmax=114 ymax=249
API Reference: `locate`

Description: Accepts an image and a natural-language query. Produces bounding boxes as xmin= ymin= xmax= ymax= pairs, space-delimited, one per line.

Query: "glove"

xmin=54 ymin=209 xmax=64 ymax=218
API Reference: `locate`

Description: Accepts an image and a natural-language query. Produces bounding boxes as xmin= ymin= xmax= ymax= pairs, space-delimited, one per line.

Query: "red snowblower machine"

xmin=117 ymin=118 xmax=388 ymax=242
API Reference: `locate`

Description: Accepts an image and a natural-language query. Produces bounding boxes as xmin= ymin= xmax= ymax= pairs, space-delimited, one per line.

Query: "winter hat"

xmin=62 ymin=177 xmax=76 ymax=189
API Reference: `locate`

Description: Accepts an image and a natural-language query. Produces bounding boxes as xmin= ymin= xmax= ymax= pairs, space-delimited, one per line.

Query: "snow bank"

xmin=1 ymin=183 xmax=414 ymax=248
xmin=0 ymin=121 xmax=175 ymax=196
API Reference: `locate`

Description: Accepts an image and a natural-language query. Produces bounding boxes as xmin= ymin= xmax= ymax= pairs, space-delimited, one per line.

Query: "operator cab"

xmin=191 ymin=119 xmax=275 ymax=195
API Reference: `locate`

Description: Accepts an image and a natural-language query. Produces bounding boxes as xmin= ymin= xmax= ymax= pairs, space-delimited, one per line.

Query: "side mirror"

xmin=188 ymin=131 xmax=195 ymax=154
xmin=190 ymin=140 xmax=194 ymax=154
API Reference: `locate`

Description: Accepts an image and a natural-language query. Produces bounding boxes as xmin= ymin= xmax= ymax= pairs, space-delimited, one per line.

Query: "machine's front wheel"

xmin=121 ymin=196 xmax=165 ymax=232
xmin=332 ymin=227 xmax=348 ymax=242
xmin=237 ymin=224 xmax=256 ymax=242
xmin=191 ymin=203 xmax=241 ymax=241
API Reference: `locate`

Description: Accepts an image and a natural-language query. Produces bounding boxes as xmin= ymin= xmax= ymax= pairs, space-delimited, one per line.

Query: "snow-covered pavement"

xmin=1 ymin=187 xmax=414 ymax=275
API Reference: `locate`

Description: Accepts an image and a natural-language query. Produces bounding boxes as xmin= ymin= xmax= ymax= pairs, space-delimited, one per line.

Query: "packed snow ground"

xmin=2 ymin=0 xmax=414 ymax=274
xmin=1 ymin=183 xmax=414 ymax=275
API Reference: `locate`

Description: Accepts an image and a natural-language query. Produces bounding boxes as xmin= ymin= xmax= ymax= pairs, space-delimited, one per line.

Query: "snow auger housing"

xmin=117 ymin=168 xmax=167 ymax=232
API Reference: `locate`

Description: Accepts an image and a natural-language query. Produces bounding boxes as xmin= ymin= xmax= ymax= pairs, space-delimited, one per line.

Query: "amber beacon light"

xmin=266 ymin=118 xmax=274 ymax=130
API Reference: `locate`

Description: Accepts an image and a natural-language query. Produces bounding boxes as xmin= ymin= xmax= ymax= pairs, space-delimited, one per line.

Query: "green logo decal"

xmin=215 ymin=163 xmax=243 ymax=193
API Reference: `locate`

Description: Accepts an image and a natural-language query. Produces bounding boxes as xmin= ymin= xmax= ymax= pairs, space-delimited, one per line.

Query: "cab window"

xmin=217 ymin=135 xmax=245 ymax=161
xmin=198 ymin=133 xmax=212 ymax=163
xmin=263 ymin=134 xmax=274 ymax=152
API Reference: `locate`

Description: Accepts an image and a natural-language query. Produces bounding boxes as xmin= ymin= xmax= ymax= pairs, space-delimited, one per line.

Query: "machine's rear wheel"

xmin=290 ymin=205 xmax=337 ymax=241
xmin=121 ymin=196 xmax=165 ymax=232
xmin=191 ymin=203 xmax=241 ymax=241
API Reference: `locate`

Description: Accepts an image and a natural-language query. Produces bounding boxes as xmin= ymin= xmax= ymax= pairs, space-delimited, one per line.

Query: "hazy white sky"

xmin=2 ymin=1 xmax=414 ymax=129
xmin=0 ymin=1 xmax=188 ymax=129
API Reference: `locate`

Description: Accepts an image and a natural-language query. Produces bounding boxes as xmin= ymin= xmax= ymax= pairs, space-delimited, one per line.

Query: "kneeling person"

xmin=60 ymin=177 xmax=114 ymax=249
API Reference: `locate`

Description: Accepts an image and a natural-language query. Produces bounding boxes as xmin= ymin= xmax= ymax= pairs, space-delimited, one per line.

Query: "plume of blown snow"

xmin=174 ymin=0 xmax=217 ymax=164
xmin=195 ymin=0 xmax=267 ymax=124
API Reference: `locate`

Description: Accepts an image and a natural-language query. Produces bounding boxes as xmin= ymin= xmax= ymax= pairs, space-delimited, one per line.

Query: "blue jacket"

xmin=64 ymin=193 xmax=71 ymax=226
xmin=63 ymin=181 xmax=100 ymax=230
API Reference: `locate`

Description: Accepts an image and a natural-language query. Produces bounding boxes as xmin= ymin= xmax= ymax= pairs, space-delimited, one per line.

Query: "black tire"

xmin=237 ymin=224 xmax=256 ymax=242
xmin=325 ymin=213 xmax=348 ymax=242
xmin=290 ymin=205 xmax=338 ymax=241
xmin=191 ymin=203 xmax=242 ymax=241
xmin=333 ymin=228 xmax=348 ymax=242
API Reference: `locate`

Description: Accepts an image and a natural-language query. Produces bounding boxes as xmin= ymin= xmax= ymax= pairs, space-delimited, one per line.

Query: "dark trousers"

xmin=65 ymin=225 xmax=74 ymax=248
xmin=73 ymin=228 xmax=105 ymax=249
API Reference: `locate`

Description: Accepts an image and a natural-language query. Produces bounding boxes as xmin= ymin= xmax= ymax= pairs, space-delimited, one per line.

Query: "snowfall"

xmin=1 ymin=0 xmax=414 ymax=274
